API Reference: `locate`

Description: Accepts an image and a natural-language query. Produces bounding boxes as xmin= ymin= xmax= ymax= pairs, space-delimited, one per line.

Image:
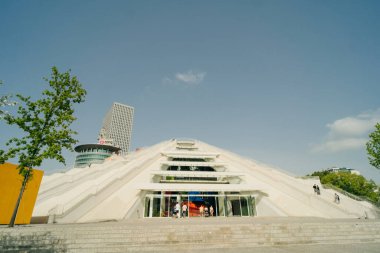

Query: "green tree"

xmin=321 ymin=172 xmax=377 ymax=199
xmin=367 ymin=123 xmax=380 ymax=169
xmin=1 ymin=67 xmax=86 ymax=227
xmin=310 ymin=170 xmax=330 ymax=178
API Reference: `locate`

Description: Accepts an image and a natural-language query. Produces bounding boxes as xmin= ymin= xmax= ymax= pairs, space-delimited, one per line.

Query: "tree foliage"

xmin=367 ymin=123 xmax=380 ymax=169
xmin=0 ymin=81 xmax=16 ymax=164
xmin=311 ymin=170 xmax=379 ymax=203
xmin=2 ymin=67 xmax=86 ymax=174
xmin=0 ymin=80 xmax=16 ymax=118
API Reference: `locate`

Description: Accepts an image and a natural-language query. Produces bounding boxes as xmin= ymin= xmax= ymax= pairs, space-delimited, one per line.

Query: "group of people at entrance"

xmin=172 ymin=202 xmax=214 ymax=218
xmin=199 ymin=204 xmax=214 ymax=217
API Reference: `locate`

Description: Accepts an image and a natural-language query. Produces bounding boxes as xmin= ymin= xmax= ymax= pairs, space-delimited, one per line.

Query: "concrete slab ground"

xmin=199 ymin=243 xmax=380 ymax=253
xmin=1 ymin=244 xmax=379 ymax=253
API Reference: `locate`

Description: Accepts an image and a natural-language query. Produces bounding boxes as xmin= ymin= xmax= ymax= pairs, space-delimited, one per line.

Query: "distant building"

xmin=327 ymin=167 xmax=361 ymax=175
xmin=74 ymin=143 xmax=121 ymax=168
xmin=102 ymin=102 xmax=134 ymax=155
xmin=73 ymin=102 xmax=132 ymax=168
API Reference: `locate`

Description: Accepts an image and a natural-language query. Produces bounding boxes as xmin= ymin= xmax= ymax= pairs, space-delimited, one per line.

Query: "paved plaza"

xmin=198 ymin=243 xmax=380 ymax=253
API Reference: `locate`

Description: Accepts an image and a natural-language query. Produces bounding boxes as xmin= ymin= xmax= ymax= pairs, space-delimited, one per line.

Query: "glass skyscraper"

xmin=102 ymin=102 xmax=134 ymax=155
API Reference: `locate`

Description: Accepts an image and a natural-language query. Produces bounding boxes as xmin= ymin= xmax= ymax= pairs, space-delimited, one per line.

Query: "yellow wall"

xmin=0 ymin=163 xmax=43 ymax=224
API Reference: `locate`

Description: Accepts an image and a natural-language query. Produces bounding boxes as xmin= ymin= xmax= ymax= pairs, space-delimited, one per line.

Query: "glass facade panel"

xmin=241 ymin=197 xmax=249 ymax=216
xmin=249 ymin=196 xmax=256 ymax=216
xmin=152 ymin=198 xmax=161 ymax=217
xmin=228 ymin=197 xmax=241 ymax=216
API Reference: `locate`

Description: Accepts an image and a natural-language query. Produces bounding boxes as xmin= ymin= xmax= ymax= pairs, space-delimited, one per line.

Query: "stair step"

xmin=1 ymin=218 xmax=380 ymax=252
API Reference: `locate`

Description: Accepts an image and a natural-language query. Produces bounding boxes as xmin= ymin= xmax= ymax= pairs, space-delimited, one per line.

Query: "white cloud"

xmin=175 ymin=70 xmax=206 ymax=85
xmin=161 ymin=70 xmax=206 ymax=87
xmin=312 ymin=138 xmax=368 ymax=153
xmin=312 ymin=109 xmax=380 ymax=153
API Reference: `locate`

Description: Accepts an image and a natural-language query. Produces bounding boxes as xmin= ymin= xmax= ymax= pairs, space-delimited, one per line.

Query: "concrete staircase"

xmin=1 ymin=217 xmax=380 ymax=252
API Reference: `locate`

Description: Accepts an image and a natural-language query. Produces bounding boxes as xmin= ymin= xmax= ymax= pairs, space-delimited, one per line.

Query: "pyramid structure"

xmin=32 ymin=139 xmax=379 ymax=223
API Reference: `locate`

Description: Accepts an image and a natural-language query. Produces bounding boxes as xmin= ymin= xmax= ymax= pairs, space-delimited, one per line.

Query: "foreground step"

xmin=1 ymin=217 xmax=380 ymax=252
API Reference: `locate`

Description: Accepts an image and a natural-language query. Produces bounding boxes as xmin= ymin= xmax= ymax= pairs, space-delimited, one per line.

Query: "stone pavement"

xmin=199 ymin=243 xmax=380 ymax=253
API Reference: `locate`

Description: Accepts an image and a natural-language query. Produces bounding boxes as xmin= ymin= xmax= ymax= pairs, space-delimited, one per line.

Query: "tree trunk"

xmin=8 ymin=170 xmax=29 ymax=227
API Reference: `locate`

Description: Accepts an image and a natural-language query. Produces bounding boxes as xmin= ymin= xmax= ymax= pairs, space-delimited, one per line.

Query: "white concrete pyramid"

xmin=32 ymin=139 xmax=379 ymax=223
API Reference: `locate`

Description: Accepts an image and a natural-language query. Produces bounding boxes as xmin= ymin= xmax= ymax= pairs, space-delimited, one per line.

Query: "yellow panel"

xmin=0 ymin=163 xmax=43 ymax=224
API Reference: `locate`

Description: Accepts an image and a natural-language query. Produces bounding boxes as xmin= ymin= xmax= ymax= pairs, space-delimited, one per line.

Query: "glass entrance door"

xmin=240 ymin=196 xmax=249 ymax=216
xmin=144 ymin=192 xmax=256 ymax=218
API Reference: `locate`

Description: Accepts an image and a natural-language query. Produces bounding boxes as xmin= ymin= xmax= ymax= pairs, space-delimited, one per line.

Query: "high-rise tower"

xmin=101 ymin=102 xmax=134 ymax=155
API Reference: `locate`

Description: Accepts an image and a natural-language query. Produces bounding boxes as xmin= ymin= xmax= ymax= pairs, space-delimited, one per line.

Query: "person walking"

xmin=209 ymin=205 xmax=214 ymax=216
xmin=199 ymin=205 xmax=204 ymax=217
xmin=182 ymin=203 xmax=188 ymax=218
xmin=336 ymin=194 xmax=340 ymax=203
xmin=174 ymin=202 xmax=180 ymax=218
xmin=316 ymin=185 xmax=321 ymax=195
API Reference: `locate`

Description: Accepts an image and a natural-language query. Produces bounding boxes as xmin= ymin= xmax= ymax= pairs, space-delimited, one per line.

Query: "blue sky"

xmin=1 ymin=0 xmax=380 ymax=182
